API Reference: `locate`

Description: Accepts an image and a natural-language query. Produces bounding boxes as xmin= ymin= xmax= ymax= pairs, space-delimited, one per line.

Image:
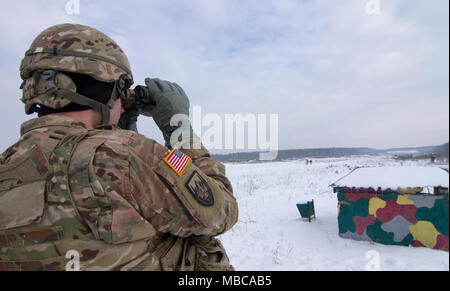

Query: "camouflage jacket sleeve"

xmin=128 ymin=135 xmax=238 ymax=238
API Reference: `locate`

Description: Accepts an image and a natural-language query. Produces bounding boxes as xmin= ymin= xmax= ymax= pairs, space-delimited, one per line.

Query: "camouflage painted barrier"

xmin=336 ymin=188 xmax=449 ymax=251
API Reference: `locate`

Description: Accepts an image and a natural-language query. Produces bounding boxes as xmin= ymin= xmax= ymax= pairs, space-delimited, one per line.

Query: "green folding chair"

xmin=296 ymin=199 xmax=316 ymax=222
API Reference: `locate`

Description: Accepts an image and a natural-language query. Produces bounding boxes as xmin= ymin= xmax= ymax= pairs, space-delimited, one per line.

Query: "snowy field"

xmin=218 ymin=155 xmax=449 ymax=271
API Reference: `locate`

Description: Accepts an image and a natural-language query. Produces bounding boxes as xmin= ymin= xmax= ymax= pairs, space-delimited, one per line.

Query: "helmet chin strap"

xmin=41 ymin=70 xmax=126 ymax=125
xmin=55 ymin=88 xmax=111 ymax=125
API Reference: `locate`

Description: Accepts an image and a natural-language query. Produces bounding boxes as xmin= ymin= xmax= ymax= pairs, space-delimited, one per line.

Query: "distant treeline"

xmin=212 ymin=142 xmax=449 ymax=163
xmin=393 ymin=142 xmax=449 ymax=162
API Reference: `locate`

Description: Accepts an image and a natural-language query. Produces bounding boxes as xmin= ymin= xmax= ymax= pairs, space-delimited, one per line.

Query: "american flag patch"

xmin=164 ymin=148 xmax=191 ymax=176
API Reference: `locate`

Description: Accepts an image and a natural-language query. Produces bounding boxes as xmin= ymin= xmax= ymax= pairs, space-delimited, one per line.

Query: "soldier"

xmin=0 ymin=23 xmax=238 ymax=271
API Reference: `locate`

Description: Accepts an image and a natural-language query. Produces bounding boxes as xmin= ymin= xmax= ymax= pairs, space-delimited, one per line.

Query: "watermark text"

xmin=65 ymin=0 xmax=80 ymax=15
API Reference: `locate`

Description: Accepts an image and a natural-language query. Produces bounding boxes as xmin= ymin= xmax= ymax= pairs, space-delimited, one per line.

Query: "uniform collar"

xmin=20 ymin=115 xmax=89 ymax=136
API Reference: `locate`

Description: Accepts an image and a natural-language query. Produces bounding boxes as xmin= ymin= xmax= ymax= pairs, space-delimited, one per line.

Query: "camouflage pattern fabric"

xmin=20 ymin=23 xmax=133 ymax=114
xmin=337 ymin=188 xmax=449 ymax=251
xmin=0 ymin=115 xmax=238 ymax=271
xmin=20 ymin=23 xmax=133 ymax=84
xmin=21 ymin=71 xmax=77 ymax=114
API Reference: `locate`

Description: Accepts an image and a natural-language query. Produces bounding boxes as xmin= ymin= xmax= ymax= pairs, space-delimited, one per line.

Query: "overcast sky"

xmin=0 ymin=0 xmax=448 ymax=154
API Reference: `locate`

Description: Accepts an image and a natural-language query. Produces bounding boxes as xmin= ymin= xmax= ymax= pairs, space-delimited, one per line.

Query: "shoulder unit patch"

xmin=186 ymin=171 xmax=214 ymax=206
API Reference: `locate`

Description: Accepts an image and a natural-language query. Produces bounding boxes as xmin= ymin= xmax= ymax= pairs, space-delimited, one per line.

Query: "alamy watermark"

xmin=65 ymin=0 xmax=80 ymax=15
xmin=365 ymin=250 xmax=380 ymax=271
xmin=65 ymin=250 xmax=80 ymax=271
xmin=170 ymin=106 xmax=279 ymax=161
xmin=365 ymin=0 xmax=380 ymax=15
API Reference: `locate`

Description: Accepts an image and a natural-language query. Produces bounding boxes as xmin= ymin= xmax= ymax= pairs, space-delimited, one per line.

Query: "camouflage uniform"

xmin=0 ymin=115 xmax=238 ymax=271
xmin=0 ymin=24 xmax=238 ymax=271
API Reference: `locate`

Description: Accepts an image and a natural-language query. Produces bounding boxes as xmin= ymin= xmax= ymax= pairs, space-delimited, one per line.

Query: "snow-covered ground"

xmin=218 ymin=155 xmax=449 ymax=271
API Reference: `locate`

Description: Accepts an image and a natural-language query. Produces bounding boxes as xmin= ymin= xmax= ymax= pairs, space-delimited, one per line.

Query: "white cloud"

xmin=0 ymin=0 xmax=448 ymax=153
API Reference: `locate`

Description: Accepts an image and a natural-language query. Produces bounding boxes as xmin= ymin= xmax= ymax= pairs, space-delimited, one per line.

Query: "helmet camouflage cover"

xmin=20 ymin=23 xmax=133 ymax=114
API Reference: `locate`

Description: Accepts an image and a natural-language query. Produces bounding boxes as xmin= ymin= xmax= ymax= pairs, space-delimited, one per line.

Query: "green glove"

xmin=144 ymin=78 xmax=192 ymax=148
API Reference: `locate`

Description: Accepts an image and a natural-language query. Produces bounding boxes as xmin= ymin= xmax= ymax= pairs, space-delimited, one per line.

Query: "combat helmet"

xmin=20 ymin=23 xmax=134 ymax=124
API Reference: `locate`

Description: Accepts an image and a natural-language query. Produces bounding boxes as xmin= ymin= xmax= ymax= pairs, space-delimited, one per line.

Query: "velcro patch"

xmin=186 ymin=171 xmax=214 ymax=207
xmin=164 ymin=147 xmax=191 ymax=176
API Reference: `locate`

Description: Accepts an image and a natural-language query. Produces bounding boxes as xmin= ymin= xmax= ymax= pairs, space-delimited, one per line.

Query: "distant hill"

xmin=432 ymin=142 xmax=449 ymax=154
xmin=212 ymin=142 xmax=450 ymax=162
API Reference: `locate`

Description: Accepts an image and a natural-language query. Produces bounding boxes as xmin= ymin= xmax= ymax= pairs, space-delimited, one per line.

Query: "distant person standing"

xmin=430 ymin=153 xmax=436 ymax=163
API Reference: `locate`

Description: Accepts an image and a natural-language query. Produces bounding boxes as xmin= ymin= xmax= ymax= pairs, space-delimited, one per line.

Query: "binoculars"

xmin=123 ymin=85 xmax=155 ymax=110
